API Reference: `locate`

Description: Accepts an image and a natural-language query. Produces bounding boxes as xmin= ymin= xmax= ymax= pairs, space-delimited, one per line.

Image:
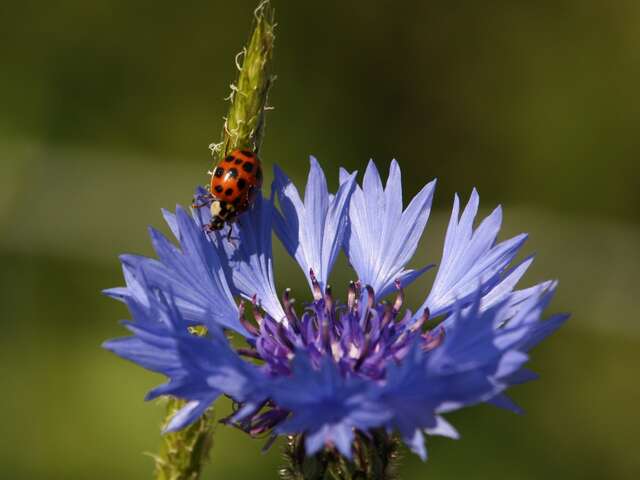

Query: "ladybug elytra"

xmin=199 ymin=149 xmax=263 ymax=232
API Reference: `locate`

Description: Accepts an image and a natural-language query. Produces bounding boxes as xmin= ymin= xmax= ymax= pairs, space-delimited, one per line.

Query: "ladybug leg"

xmin=225 ymin=219 xmax=241 ymax=245
xmin=202 ymin=220 xmax=222 ymax=236
xmin=192 ymin=192 xmax=213 ymax=209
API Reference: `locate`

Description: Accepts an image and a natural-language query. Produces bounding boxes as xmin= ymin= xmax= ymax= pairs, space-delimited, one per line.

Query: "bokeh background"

xmin=2 ymin=1 xmax=639 ymax=479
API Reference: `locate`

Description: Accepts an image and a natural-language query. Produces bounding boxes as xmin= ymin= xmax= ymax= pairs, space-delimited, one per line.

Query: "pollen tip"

xmin=365 ymin=285 xmax=375 ymax=309
xmin=239 ymin=310 xmax=259 ymax=337
xmin=282 ymin=288 xmax=293 ymax=307
xmin=393 ymin=284 xmax=405 ymax=311
xmin=347 ymin=281 xmax=358 ymax=309
xmin=309 ymin=270 xmax=322 ymax=300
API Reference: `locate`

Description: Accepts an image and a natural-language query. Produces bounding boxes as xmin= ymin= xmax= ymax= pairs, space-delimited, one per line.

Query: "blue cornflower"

xmin=104 ymin=157 xmax=567 ymax=460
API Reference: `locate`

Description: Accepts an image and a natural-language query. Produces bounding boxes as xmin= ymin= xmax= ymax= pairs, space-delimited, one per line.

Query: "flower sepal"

xmin=280 ymin=430 xmax=400 ymax=480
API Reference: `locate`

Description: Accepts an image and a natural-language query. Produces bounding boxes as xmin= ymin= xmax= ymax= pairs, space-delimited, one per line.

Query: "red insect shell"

xmin=208 ymin=149 xmax=263 ymax=229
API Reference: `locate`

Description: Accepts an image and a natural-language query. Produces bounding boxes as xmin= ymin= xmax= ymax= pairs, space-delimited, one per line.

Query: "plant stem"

xmin=153 ymin=398 xmax=215 ymax=480
xmin=214 ymin=0 xmax=276 ymax=158
xmin=152 ymin=2 xmax=276 ymax=479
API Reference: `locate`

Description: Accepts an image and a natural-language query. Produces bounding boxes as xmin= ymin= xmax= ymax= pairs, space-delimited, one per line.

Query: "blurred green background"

xmin=1 ymin=1 xmax=639 ymax=479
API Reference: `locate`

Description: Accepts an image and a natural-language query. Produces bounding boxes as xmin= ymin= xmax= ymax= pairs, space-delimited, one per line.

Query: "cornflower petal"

xmin=343 ymin=160 xmax=436 ymax=299
xmin=105 ymin=206 xmax=245 ymax=333
xmin=418 ymin=189 xmax=528 ymax=318
xmin=372 ymin=284 xmax=566 ymax=459
xmin=104 ymin=274 xmax=268 ymax=431
xmin=428 ymin=286 xmax=567 ymax=411
xmin=425 ymin=416 xmax=460 ymax=439
xmin=477 ymin=255 xmax=537 ymax=312
xmin=273 ymin=157 xmax=356 ymax=292
xmin=163 ymin=397 xmax=218 ymax=433
xmin=269 ymin=356 xmax=389 ymax=459
xmin=156 ymin=207 xmax=245 ymax=333
xmin=376 ymin=342 xmax=440 ymax=460
xmin=184 ymin=192 xmax=286 ymax=321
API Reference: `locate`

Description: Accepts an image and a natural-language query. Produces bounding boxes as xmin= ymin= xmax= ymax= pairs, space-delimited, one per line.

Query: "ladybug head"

xmin=209 ymin=199 xmax=236 ymax=230
xmin=209 ymin=216 xmax=225 ymax=231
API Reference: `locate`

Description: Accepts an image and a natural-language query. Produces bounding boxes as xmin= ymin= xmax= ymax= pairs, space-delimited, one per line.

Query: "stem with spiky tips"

xmin=153 ymin=398 xmax=215 ymax=480
xmin=213 ymin=0 xmax=276 ymax=158
xmin=153 ymin=2 xmax=276 ymax=479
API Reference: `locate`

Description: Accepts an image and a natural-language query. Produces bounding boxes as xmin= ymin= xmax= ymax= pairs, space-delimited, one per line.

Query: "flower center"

xmin=237 ymin=277 xmax=444 ymax=382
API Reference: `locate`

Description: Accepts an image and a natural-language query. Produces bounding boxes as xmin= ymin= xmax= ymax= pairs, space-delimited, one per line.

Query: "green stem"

xmin=213 ymin=0 xmax=276 ymax=158
xmin=153 ymin=398 xmax=215 ymax=480
xmin=152 ymin=2 xmax=276 ymax=479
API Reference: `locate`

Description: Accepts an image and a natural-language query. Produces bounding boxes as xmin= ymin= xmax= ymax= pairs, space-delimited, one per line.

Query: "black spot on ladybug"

xmin=241 ymin=150 xmax=254 ymax=157
xmin=256 ymin=167 xmax=263 ymax=181
xmin=225 ymin=155 xmax=235 ymax=163
xmin=242 ymin=162 xmax=254 ymax=173
xmin=227 ymin=168 xmax=238 ymax=179
xmin=234 ymin=158 xmax=243 ymax=165
xmin=237 ymin=178 xmax=247 ymax=190
xmin=225 ymin=188 xmax=234 ymax=196
xmin=214 ymin=185 xmax=223 ymax=193
xmin=214 ymin=167 xmax=224 ymax=177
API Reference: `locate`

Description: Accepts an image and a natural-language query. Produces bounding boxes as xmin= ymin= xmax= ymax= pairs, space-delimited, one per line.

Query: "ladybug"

xmin=204 ymin=149 xmax=263 ymax=232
